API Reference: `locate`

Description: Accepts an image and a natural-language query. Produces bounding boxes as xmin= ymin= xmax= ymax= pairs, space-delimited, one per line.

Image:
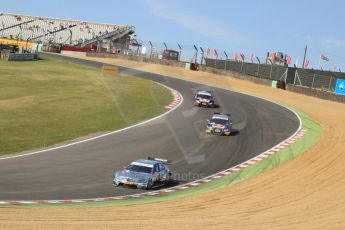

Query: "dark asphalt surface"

xmin=0 ymin=53 xmax=300 ymax=200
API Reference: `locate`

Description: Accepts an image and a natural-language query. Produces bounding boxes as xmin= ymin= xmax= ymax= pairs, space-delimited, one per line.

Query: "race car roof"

xmin=197 ymin=91 xmax=212 ymax=96
xmin=131 ymin=159 xmax=157 ymax=168
xmin=212 ymin=114 xmax=229 ymax=120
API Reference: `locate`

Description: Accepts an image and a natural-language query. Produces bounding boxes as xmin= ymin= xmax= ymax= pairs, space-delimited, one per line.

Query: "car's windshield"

xmin=211 ymin=118 xmax=228 ymax=125
xmin=197 ymin=94 xmax=211 ymax=99
xmin=126 ymin=164 xmax=152 ymax=174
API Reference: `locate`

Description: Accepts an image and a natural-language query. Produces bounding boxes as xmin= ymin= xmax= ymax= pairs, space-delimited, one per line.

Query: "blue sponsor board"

xmin=335 ymin=79 xmax=345 ymax=95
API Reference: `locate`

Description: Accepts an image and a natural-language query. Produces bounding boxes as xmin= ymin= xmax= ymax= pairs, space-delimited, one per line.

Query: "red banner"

xmin=234 ymin=52 xmax=238 ymax=61
xmin=214 ymin=49 xmax=218 ymax=58
xmin=304 ymin=59 xmax=310 ymax=68
xmin=270 ymin=52 xmax=275 ymax=61
xmin=287 ymin=56 xmax=292 ymax=65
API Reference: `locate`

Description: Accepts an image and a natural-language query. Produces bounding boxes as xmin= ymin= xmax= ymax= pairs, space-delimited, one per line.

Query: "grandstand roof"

xmin=0 ymin=12 xmax=135 ymax=46
xmin=0 ymin=12 xmax=129 ymax=27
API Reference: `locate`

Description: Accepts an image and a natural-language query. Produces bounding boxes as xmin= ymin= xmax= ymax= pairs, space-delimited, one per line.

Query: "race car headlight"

xmin=115 ymin=173 xmax=125 ymax=180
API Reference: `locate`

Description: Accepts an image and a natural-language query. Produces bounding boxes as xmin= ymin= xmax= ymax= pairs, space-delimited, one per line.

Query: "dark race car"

xmin=206 ymin=112 xmax=232 ymax=136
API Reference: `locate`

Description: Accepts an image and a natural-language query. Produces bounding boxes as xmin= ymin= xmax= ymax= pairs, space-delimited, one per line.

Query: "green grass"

xmin=0 ymin=108 xmax=323 ymax=208
xmin=0 ymin=58 xmax=172 ymax=155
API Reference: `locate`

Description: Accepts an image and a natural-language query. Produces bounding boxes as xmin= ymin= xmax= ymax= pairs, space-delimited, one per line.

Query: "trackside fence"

xmin=204 ymin=58 xmax=345 ymax=93
xmin=84 ymin=52 xmax=345 ymax=103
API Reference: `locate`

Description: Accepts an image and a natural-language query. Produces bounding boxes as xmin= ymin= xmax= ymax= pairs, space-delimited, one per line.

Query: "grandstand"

xmin=0 ymin=12 xmax=135 ymax=52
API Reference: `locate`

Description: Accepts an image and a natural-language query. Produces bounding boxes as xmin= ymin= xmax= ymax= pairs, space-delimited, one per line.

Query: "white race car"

xmin=113 ymin=157 xmax=172 ymax=189
xmin=193 ymin=91 xmax=216 ymax=108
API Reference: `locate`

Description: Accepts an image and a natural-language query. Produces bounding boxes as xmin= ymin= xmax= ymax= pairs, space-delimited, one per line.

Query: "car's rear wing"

xmin=196 ymin=90 xmax=213 ymax=94
xmin=147 ymin=157 xmax=172 ymax=164
xmin=213 ymin=112 xmax=231 ymax=116
xmin=197 ymin=89 xmax=212 ymax=93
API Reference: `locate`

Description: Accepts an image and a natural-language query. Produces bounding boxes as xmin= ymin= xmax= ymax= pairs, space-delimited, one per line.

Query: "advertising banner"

xmin=335 ymin=79 xmax=345 ymax=95
xmin=0 ymin=38 xmax=33 ymax=49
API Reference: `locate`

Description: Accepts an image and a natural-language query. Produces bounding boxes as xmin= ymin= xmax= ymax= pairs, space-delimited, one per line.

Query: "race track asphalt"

xmin=0 ymin=53 xmax=300 ymax=200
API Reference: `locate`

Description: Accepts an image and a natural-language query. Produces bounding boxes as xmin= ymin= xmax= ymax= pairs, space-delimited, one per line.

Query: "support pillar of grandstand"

xmin=25 ymin=38 xmax=29 ymax=51
xmin=108 ymin=39 xmax=112 ymax=53
xmin=97 ymin=39 xmax=101 ymax=52
xmin=135 ymin=44 xmax=140 ymax=56
xmin=107 ymin=39 xmax=115 ymax=53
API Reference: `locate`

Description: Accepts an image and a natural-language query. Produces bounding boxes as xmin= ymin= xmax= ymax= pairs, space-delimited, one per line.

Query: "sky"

xmin=1 ymin=0 xmax=345 ymax=71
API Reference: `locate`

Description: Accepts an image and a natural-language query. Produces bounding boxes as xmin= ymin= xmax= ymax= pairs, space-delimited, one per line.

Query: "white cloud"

xmin=144 ymin=0 xmax=249 ymax=46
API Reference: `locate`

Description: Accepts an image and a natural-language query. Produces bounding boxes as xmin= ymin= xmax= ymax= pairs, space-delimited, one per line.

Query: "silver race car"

xmin=113 ymin=157 xmax=172 ymax=189
xmin=206 ymin=112 xmax=232 ymax=136
xmin=193 ymin=90 xmax=216 ymax=107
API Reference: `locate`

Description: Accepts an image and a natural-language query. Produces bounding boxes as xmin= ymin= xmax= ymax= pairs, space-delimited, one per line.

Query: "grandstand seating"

xmin=0 ymin=12 xmax=134 ymax=46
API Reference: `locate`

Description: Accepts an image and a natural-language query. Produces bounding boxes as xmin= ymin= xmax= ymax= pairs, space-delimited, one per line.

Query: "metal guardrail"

xmin=8 ymin=53 xmax=38 ymax=61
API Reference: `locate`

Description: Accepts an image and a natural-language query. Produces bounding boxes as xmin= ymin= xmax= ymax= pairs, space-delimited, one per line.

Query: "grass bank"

xmin=0 ymin=58 xmax=172 ymax=155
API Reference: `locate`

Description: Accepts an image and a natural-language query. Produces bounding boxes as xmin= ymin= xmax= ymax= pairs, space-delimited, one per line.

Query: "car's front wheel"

xmin=146 ymin=179 xmax=153 ymax=189
xmin=164 ymin=172 xmax=172 ymax=185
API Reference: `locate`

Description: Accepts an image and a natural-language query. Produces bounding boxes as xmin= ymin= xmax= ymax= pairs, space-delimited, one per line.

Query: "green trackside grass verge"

xmin=0 ymin=58 xmax=172 ymax=155
xmin=0 ymin=108 xmax=323 ymax=208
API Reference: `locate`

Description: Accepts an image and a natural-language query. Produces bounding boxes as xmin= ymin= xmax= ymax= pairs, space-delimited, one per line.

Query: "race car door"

xmin=152 ymin=164 xmax=160 ymax=183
